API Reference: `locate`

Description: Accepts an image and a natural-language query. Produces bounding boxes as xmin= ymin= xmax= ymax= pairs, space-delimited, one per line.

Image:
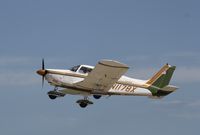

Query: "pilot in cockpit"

xmin=79 ymin=66 xmax=92 ymax=74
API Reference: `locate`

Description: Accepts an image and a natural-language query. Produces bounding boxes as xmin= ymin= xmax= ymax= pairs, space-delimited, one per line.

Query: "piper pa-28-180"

xmin=36 ymin=59 xmax=178 ymax=108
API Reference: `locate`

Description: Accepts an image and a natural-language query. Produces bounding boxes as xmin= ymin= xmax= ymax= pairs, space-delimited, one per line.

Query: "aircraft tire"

xmin=93 ymin=95 xmax=101 ymax=99
xmin=79 ymin=102 xmax=88 ymax=108
xmin=48 ymin=95 xmax=57 ymax=100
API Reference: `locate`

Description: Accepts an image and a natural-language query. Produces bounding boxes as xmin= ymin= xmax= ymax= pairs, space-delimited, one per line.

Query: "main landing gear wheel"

xmin=48 ymin=95 xmax=57 ymax=100
xmin=93 ymin=95 xmax=102 ymax=99
xmin=76 ymin=99 xmax=93 ymax=108
xmin=79 ymin=102 xmax=88 ymax=108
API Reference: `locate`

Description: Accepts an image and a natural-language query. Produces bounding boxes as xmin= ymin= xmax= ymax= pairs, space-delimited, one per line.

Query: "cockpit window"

xmin=70 ymin=65 xmax=80 ymax=72
xmin=79 ymin=66 xmax=92 ymax=74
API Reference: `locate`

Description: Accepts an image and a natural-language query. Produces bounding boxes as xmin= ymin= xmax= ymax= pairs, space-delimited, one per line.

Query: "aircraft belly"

xmin=133 ymin=88 xmax=152 ymax=96
xmin=59 ymin=88 xmax=90 ymax=95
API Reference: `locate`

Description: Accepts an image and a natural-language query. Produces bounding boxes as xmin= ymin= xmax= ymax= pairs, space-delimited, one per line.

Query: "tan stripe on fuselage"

xmin=46 ymin=70 xmax=87 ymax=78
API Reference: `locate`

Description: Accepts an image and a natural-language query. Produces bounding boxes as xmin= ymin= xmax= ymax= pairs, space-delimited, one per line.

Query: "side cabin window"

xmin=70 ymin=65 xmax=80 ymax=72
xmin=79 ymin=66 xmax=92 ymax=74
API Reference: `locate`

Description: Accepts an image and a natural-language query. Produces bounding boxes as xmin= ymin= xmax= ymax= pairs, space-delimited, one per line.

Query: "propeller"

xmin=42 ymin=58 xmax=45 ymax=70
xmin=42 ymin=59 xmax=45 ymax=87
xmin=36 ymin=58 xmax=47 ymax=88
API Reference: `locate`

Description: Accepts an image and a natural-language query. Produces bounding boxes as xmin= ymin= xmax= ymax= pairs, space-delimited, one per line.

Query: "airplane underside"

xmin=46 ymin=86 xmax=154 ymax=108
xmin=46 ymin=85 xmax=176 ymax=108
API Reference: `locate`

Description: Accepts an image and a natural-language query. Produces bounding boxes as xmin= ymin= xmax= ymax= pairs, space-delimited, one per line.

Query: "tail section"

xmin=146 ymin=64 xmax=178 ymax=97
xmin=147 ymin=64 xmax=176 ymax=88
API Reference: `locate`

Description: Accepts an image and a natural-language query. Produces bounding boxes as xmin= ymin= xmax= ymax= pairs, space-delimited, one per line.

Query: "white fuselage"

xmin=45 ymin=68 xmax=152 ymax=97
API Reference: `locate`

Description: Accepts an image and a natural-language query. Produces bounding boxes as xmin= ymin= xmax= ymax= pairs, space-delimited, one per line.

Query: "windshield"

xmin=79 ymin=66 xmax=93 ymax=74
xmin=70 ymin=65 xmax=80 ymax=72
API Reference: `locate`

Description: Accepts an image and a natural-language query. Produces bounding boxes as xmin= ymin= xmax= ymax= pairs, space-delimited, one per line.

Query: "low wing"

xmin=74 ymin=60 xmax=129 ymax=92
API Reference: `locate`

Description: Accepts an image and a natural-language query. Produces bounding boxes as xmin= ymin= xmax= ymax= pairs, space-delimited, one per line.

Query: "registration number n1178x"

xmin=112 ymin=84 xmax=136 ymax=93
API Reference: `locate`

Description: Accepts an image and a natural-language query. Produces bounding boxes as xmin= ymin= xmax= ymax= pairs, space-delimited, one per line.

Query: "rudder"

xmin=146 ymin=64 xmax=176 ymax=95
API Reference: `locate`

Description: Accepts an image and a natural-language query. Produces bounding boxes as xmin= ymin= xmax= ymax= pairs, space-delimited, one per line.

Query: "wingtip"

xmin=99 ymin=59 xmax=129 ymax=69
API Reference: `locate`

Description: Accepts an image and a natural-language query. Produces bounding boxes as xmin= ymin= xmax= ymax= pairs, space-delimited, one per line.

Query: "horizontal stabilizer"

xmin=160 ymin=85 xmax=178 ymax=92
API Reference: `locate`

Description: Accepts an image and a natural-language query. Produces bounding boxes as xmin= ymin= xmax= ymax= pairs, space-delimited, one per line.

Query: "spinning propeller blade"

xmin=42 ymin=58 xmax=45 ymax=70
xmin=36 ymin=58 xmax=47 ymax=88
xmin=42 ymin=58 xmax=45 ymax=88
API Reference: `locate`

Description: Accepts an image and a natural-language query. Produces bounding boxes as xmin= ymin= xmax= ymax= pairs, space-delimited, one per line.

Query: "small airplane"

xmin=36 ymin=59 xmax=178 ymax=108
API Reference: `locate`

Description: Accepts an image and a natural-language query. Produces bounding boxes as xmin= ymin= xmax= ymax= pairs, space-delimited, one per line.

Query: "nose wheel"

xmin=47 ymin=88 xmax=65 ymax=100
xmin=76 ymin=97 xmax=93 ymax=108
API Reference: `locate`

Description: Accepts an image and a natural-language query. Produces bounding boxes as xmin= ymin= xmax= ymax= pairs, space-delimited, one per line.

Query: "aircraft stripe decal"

xmin=46 ymin=70 xmax=86 ymax=78
xmin=146 ymin=64 xmax=170 ymax=85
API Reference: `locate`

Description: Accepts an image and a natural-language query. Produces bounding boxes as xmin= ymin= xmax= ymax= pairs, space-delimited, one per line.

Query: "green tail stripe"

xmin=153 ymin=66 xmax=176 ymax=88
xmin=148 ymin=66 xmax=176 ymax=94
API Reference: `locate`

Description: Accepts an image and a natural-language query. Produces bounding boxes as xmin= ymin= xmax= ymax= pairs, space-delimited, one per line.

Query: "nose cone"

xmin=36 ymin=69 xmax=46 ymax=76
